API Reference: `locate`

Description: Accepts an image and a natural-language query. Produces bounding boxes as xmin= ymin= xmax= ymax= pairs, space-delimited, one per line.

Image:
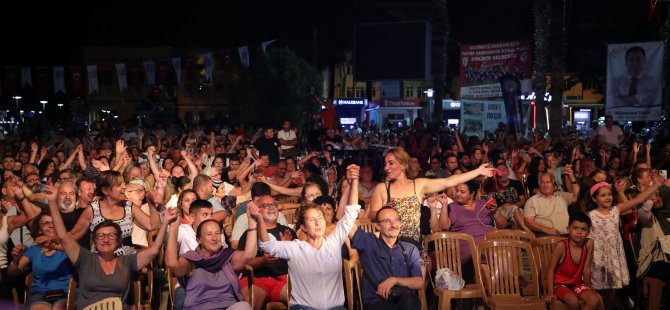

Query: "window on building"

xmin=372 ymin=87 xmax=377 ymax=97
xmin=405 ymin=87 xmax=414 ymax=98
xmin=417 ymin=87 xmax=426 ymax=98
xmin=355 ymin=87 xmax=365 ymax=98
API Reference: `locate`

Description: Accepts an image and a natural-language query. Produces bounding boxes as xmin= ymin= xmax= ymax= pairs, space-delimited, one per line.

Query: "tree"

xmin=549 ymin=0 xmax=566 ymax=137
xmin=532 ymin=0 xmax=551 ymax=133
xmin=229 ymin=47 xmax=323 ymax=127
xmin=431 ymin=0 xmax=450 ymax=126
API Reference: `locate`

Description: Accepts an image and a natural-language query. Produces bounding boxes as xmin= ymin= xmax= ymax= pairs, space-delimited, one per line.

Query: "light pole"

xmin=423 ymin=88 xmax=434 ymax=122
xmin=40 ymin=100 xmax=48 ymax=111
xmin=12 ymin=96 xmax=21 ymax=138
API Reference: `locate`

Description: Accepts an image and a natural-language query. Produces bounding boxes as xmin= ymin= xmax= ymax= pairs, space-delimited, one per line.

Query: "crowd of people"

xmin=0 ymin=113 xmax=668 ymax=310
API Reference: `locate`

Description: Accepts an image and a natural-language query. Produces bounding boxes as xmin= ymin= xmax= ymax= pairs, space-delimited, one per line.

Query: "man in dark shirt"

xmin=253 ymin=127 xmax=282 ymax=165
xmin=239 ymin=195 xmax=297 ymax=308
xmin=491 ymin=162 xmax=531 ymax=233
xmin=350 ymin=206 xmax=422 ymax=310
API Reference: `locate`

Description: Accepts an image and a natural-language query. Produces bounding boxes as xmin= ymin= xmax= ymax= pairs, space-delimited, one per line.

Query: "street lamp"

xmin=40 ymin=100 xmax=48 ymax=111
xmin=423 ymin=88 xmax=434 ymax=122
xmin=12 ymin=96 xmax=21 ymax=120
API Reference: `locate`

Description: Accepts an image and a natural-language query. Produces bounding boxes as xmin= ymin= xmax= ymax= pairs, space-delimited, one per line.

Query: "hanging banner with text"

xmin=460 ymin=100 xmax=506 ymax=138
xmin=606 ymin=41 xmax=663 ymax=121
xmin=459 ymin=39 xmax=532 ymax=98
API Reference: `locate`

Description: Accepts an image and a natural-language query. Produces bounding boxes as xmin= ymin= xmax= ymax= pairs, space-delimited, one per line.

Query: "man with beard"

xmin=239 ymin=195 xmax=296 ymax=310
xmin=24 ymin=173 xmax=42 ymax=193
xmin=490 ymin=162 xmax=532 ymax=233
xmin=31 ymin=180 xmax=90 ymax=251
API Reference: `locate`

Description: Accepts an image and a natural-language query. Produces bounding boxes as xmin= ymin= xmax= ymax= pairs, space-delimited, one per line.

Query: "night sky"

xmin=0 ymin=0 xmax=658 ymax=72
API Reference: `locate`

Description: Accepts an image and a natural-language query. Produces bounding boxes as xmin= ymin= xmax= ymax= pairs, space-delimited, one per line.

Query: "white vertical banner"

xmin=172 ymin=57 xmax=181 ymax=84
xmin=20 ymin=67 xmax=32 ymax=87
xmin=115 ymin=63 xmax=127 ymax=92
xmin=261 ymin=39 xmax=277 ymax=53
xmin=53 ymin=66 xmax=66 ymax=94
xmin=238 ymin=46 xmax=250 ymax=68
xmin=87 ymin=65 xmax=99 ymax=94
xmin=143 ymin=60 xmax=156 ymax=86
xmin=203 ymin=52 xmax=214 ymax=81
xmin=606 ymin=41 xmax=664 ymax=121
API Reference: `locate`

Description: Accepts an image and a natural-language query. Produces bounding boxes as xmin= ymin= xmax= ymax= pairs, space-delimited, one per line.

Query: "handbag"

xmin=82 ymin=296 xmax=123 ymax=310
xmin=658 ymin=235 xmax=670 ymax=255
xmin=43 ymin=289 xmax=67 ymax=302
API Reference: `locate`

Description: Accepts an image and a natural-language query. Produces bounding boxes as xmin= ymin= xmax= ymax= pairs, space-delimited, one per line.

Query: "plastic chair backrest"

xmin=531 ymin=236 xmax=566 ymax=294
xmin=281 ymin=209 xmax=296 ymax=225
xmin=484 ymin=229 xmax=535 ymax=243
xmin=343 ymin=255 xmax=363 ymax=310
xmin=479 ymin=239 xmax=541 ymax=302
xmin=355 ymin=219 xmax=378 ymax=235
xmin=424 ymin=232 xmax=482 ymax=286
xmin=66 ymin=276 xmax=77 ymax=310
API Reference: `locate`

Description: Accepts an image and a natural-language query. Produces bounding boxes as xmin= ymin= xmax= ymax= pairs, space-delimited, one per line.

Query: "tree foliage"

xmin=229 ymin=47 xmax=322 ymax=127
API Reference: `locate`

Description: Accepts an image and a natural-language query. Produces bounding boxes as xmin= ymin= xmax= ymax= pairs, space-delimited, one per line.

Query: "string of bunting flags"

xmin=0 ymin=39 xmax=278 ymax=98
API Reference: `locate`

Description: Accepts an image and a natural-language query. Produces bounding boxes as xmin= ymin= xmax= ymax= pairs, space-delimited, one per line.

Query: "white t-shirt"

xmin=277 ymin=129 xmax=297 ymax=150
xmin=598 ymin=125 xmax=623 ymax=146
xmin=166 ymin=194 xmax=178 ymax=210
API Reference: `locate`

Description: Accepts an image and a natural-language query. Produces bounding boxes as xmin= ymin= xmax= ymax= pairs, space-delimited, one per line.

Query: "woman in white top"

xmin=258 ymin=165 xmax=361 ymax=310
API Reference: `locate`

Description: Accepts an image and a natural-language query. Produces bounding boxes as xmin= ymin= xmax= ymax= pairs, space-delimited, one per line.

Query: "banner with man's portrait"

xmin=606 ymin=41 xmax=663 ymax=121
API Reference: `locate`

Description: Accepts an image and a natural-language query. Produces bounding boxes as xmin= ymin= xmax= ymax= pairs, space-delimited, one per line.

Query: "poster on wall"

xmin=459 ymin=39 xmax=532 ymax=98
xmin=606 ymin=41 xmax=663 ymax=121
xmin=460 ymin=100 xmax=506 ymax=138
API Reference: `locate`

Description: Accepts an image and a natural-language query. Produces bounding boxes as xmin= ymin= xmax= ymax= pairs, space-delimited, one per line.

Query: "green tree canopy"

xmin=229 ymin=47 xmax=322 ymax=127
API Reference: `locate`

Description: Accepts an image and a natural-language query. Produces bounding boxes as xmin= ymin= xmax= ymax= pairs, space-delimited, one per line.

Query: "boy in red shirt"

xmin=544 ymin=212 xmax=604 ymax=310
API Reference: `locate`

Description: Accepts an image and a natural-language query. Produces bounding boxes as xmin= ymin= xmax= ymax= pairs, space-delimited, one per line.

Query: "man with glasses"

xmin=230 ymin=183 xmax=289 ymax=249
xmin=350 ymin=206 xmax=422 ymax=310
xmin=239 ymin=195 xmax=297 ymax=310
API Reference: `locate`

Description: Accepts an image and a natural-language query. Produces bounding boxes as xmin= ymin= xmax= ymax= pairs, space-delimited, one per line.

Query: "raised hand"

xmin=43 ymin=184 xmax=58 ymax=203
xmin=477 ymin=163 xmax=495 ymax=177
xmin=91 ymin=158 xmax=110 ymax=172
xmin=633 ymin=142 xmax=640 ymax=153
xmin=614 ymin=179 xmax=627 ymax=193
xmin=162 ymin=207 xmax=178 ymax=224
xmin=247 ymin=201 xmax=262 ymax=221
xmin=11 ymin=245 xmax=25 ymax=263
xmin=115 ymin=139 xmax=126 ymax=154
xmin=279 ymin=229 xmax=293 ymax=241
xmin=346 ymin=164 xmax=360 ymax=180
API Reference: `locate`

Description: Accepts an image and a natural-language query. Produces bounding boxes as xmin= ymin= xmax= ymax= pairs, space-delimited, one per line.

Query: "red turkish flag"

xmin=3 ymin=67 xmax=17 ymax=97
xmin=70 ymin=66 xmax=84 ymax=97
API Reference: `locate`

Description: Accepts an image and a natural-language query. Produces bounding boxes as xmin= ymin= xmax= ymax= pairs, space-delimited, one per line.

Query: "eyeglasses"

xmin=258 ymin=203 xmax=279 ymax=210
xmin=95 ymin=233 xmax=118 ymax=240
xmin=40 ymin=221 xmax=54 ymax=228
xmin=126 ymin=189 xmax=145 ymax=193
xmin=304 ymin=193 xmax=321 ymax=200
xmin=378 ymin=218 xmax=402 ymax=225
